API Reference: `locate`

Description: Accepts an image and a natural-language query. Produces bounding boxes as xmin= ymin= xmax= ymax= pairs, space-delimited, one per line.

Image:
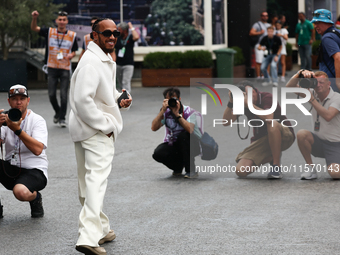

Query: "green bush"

xmin=312 ymin=40 xmax=321 ymax=55
xmin=230 ymin=46 xmax=245 ymax=66
xmin=286 ymin=42 xmax=293 ymax=57
xmin=143 ymin=50 xmax=213 ymax=69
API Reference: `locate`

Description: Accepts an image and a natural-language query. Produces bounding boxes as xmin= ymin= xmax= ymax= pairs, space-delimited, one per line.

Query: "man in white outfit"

xmin=69 ymin=18 xmax=132 ymax=255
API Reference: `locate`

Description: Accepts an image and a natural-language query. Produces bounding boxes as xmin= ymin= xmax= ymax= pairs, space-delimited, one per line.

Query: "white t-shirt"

xmin=311 ymin=88 xmax=340 ymax=142
xmin=275 ymin=28 xmax=289 ymax=55
xmin=252 ymin=21 xmax=271 ymax=45
xmin=0 ymin=110 xmax=48 ymax=179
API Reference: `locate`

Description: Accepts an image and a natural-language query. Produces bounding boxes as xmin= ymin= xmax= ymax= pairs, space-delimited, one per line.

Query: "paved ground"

xmin=0 ymin=66 xmax=339 ymax=255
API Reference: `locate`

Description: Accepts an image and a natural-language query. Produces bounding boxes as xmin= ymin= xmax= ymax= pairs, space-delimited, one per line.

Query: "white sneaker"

xmin=281 ymin=76 xmax=286 ymax=82
xmin=301 ymin=167 xmax=317 ymax=180
xmin=272 ymin=82 xmax=279 ymax=86
xmin=262 ymin=82 xmax=271 ymax=86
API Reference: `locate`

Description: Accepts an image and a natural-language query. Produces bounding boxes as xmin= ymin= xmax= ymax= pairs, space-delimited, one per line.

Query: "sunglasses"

xmin=58 ymin=11 xmax=68 ymax=16
xmin=95 ymin=30 xmax=120 ymax=38
xmin=9 ymin=88 xmax=28 ymax=97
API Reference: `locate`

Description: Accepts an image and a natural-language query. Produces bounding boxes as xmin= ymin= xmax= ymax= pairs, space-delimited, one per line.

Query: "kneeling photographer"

xmin=286 ymin=70 xmax=340 ymax=179
xmin=151 ymin=88 xmax=201 ymax=178
xmin=0 ymin=85 xmax=48 ymax=218
xmin=223 ymin=80 xmax=295 ymax=179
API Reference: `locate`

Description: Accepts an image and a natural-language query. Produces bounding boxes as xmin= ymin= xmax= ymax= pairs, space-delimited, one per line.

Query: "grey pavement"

xmin=0 ymin=65 xmax=340 ymax=255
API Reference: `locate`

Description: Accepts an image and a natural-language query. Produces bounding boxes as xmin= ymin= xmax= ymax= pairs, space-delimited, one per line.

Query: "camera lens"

xmin=8 ymin=108 xmax=21 ymax=122
xmin=168 ymin=98 xmax=178 ymax=108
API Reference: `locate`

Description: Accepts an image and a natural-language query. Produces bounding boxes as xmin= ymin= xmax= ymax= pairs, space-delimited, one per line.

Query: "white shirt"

xmin=0 ymin=110 xmax=48 ymax=179
xmin=311 ymin=88 xmax=340 ymax=142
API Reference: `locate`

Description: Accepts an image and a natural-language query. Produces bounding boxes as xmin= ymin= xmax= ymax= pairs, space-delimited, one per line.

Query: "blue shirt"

xmin=319 ymin=26 xmax=340 ymax=92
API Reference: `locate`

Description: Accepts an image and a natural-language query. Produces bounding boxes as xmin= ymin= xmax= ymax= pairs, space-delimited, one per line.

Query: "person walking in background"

xmin=295 ymin=12 xmax=315 ymax=71
xmin=275 ymin=20 xmax=289 ymax=82
xmin=114 ymin=22 xmax=139 ymax=92
xmin=311 ymin=9 xmax=340 ymax=92
xmin=258 ymin=26 xmax=282 ymax=86
xmin=249 ymin=11 xmax=271 ymax=81
xmin=31 ymin=10 xmax=78 ymax=128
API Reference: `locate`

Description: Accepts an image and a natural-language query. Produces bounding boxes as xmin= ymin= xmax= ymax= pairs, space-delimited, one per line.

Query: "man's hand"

xmin=170 ymin=100 xmax=181 ymax=116
xmin=31 ymin=10 xmax=39 ymax=18
xmin=300 ymin=70 xmax=315 ymax=79
xmin=274 ymin=55 xmax=279 ymax=62
xmin=5 ymin=115 xmax=22 ymax=133
xmin=65 ymin=53 xmax=75 ymax=60
xmin=119 ymin=90 xmax=132 ymax=108
xmin=0 ymin=109 xmax=6 ymax=126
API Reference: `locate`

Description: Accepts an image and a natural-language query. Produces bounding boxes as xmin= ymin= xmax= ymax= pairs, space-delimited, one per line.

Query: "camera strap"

xmin=237 ymin=116 xmax=250 ymax=140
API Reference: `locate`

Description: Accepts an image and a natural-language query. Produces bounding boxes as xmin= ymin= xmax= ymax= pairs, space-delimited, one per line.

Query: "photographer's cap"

xmin=311 ymin=9 xmax=334 ymax=24
xmin=8 ymin=85 xmax=28 ymax=98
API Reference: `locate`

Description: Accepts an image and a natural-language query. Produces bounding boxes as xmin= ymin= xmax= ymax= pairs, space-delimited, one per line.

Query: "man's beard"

xmin=98 ymin=36 xmax=115 ymax=54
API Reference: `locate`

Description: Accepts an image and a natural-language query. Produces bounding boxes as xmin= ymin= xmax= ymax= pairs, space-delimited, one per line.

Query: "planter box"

xmin=312 ymin=55 xmax=318 ymax=69
xmin=233 ymin=65 xmax=246 ymax=78
xmin=0 ymin=59 xmax=27 ymax=91
xmin=286 ymin=56 xmax=293 ymax=71
xmin=142 ymin=68 xmax=213 ymax=87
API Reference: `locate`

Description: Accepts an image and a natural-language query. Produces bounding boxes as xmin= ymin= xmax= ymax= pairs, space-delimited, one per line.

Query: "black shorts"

xmin=311 ymin=133 xmax=340 ymax=166
xmin=0 ymin=160 xmax=47 ymax=193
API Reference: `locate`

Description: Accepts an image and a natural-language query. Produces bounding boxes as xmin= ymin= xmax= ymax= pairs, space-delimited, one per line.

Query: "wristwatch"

xmin=176 ymin=114 xmax=182 ymax=121
xmin=14 ymin=128 xmax=22 ymax=136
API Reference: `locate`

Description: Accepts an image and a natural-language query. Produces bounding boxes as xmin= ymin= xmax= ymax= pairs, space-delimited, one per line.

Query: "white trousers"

xmin=75 ymin=131 xmax=115 ymax=247
xmin=116 ymin=64 xmax=134 ymax=92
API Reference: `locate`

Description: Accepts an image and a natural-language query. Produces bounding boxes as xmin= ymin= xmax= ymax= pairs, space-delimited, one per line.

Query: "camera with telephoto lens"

xmin=298 ymin=72 xmax=318 ymax=89
xmin=168 ymin=97 xmax=179 ymax=108
xmin=2 ymin=108 xmax=22 ymax=126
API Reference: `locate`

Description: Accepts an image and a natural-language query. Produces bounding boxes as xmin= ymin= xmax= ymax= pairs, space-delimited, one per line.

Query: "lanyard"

xmin=316 ymin=98 xmax=329 ymax=122
xmin=57 ymin=31 xmax=66 ymax=49
xmin=120 ymin=34 xmax=130 ymax=46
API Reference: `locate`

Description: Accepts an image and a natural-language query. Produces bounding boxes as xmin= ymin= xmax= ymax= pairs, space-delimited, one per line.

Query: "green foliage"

xmin=286 ymin=42 xmax=293 ymax=56
xmin=312 ymin=40 xmax=321 ymax=55
xmin=143 ymin=50 xmax=213 ymax=69
xmin=182 ymin=51 xmax=213 ymax=68
xmin=144 ymin=0 xmax=204 ymax=46
xmin=0 ymin=0 xmax=64 ymax=60
xmin=230 ymin=46 xmax=245 ymax=66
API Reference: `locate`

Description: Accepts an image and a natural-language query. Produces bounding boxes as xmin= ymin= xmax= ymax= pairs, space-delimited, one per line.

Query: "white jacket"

xmin=69 ymin=41 xmax=129 ymax=142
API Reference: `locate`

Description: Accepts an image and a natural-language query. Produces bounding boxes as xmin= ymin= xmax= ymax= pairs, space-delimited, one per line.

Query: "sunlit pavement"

xmin=0 ymin=65 xmax=339 ymax=254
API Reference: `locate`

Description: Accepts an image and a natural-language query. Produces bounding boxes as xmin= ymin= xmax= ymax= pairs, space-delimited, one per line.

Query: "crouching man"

xmin=151 ymin=88 xmax=201 ymax=178
xmin=223 ymin=80 xmax=295 ymax=178
xmin=286 ymin=70 xmax=340 ymax=179
xmin=0 ymin=85 xmax=48 ymax=218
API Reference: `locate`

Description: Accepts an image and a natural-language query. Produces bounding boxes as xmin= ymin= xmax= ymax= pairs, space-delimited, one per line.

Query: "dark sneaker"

xmin=172 ymin=171 xmax=183 ymax=177
xmin=0 ymin=199 xmax=3 ymax=218
xmin=30 ymin=192 xmax=44 ymax=218
xmin=184 ymin=172 xmax=198 ymax=179
xmin=267 ymin=164 xmax=282 ymax=179
xmin=53 ymin=114 xmax=59 ymax=124
xmin=59 ymin=119 xmax=67 ymax=128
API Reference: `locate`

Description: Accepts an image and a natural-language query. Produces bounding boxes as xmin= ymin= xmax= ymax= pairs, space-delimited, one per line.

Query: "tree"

xmin=144 ymin=0 xmax=204 ymax=46
xmin=0 ymin=0 xmax=64 ymax=60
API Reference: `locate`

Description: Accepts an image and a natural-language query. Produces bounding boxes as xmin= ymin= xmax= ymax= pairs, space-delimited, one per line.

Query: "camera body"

xmin=231 ymin=85 xmax=246 ymax=99
xmin=2 ymin=108 xmax=22 ymax=126
xmin=298 ymin=72 xmax=318 ymax=89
